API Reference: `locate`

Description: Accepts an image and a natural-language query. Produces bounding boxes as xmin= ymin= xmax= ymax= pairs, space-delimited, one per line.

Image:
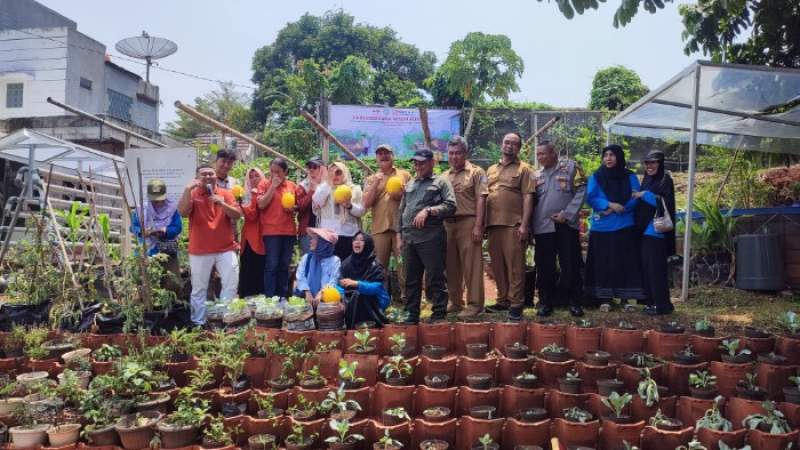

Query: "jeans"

xmin=189 ymin=251 xmax=239 ymax=325
xmin=263 ymin=235 xmax=296 ymax=297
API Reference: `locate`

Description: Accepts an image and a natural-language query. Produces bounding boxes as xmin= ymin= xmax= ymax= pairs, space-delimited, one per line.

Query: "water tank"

xmin=735 ymin=233 xmax=784 ymax=291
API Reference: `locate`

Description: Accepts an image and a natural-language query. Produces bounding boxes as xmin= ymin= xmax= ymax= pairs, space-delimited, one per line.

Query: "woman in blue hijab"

xmin=294 ymin=227 xmax=340 ymax=305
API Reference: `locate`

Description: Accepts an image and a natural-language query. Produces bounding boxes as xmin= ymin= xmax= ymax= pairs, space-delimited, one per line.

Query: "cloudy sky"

xmin=39 ymin=0 xmax=696 ymax=128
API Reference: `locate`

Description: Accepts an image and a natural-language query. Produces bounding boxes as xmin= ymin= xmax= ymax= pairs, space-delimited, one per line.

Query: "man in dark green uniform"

xmin=397 ymin=149 xmax=457 ymax=324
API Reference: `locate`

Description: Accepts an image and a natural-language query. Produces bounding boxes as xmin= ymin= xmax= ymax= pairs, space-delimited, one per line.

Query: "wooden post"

xmin=299 ymin=110 xmax=374 ymax=174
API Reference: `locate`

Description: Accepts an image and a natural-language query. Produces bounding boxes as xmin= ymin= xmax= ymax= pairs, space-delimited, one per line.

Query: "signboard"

xmin=124 ymin=147 xmax=197 ymax=207
xmin=328 ymin=105 xmax=461 ymax=158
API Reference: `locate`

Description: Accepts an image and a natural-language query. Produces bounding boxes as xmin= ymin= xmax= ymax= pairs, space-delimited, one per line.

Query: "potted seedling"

xmin=623 ymin=352 xmax=659 ymax=368
xmin=155 ymin=388 xmax=209 ymax=449
xmin=660 ymin=321 xmax=685 ymax=334
xmin=374 ymin=429 xmax=404 ymax=450
xmin=689 ymin=370 xmax=719 ymax=399
xmin=469 ymin=405 xmax=497 ymax=420
xmin=420 ymin=439 xmax=449 ymax=450
xmin=325 ymin=418 xmax=365 ymax=450
xmin=422 ymin=406 xmax=451 ymax=422
xmin=742 ymin=401 xmax=791 ymax=434
xmin=288 ymin=394 xmax=319 ymax=421
xmin=472 ymin=434 xmax=499 ymax=450
xmin=513 ymin=371 xmax=537 ymax=389
xmin=81 ymin=396 xmax=119 ymax=446
xmin=350 ymin=329 xmax=377 ymax=354
xmin=422 ymin=344 xmax=447 ymax=360
xmin=380 ymin=355 xmax=413 ymax=386
xmin=542 ymin=343 xmax=570 ymax=362
xmin=585 ymin=350 xmax=611 ymax=366
xmin=1 ymin=325 xmax=25 ymax=358
xmin=558 ymin=370 xmax=582 ymax=394
xmin=736 ymin=373 xmax=766 ymax=401
xmin=268 ymin=357 xmax=297 ymax=392
xmin=9 ymin=401 xmax=51 ymax=447
xmin=778 ymin=311 xmax=800 ymax=338
xmin=466 ymin=372 xmax=493 ymax=390
xmin=756 ymin=352 xmax=786 ymax=365
xmin=466 ymin=343 xmax=489 ymax=359
xmin=694 ymin=318 xmax=715 ymax=337
xmin=248 ymin=433 xmax=278 ymax=450
xmin=300 ymin=365 xmax=327 ymax=389
xmin=285 ymin=422 xmax=317 ymax=450
xmin=637 ymin=368 xmax=661 ymax=407
xmin=518 ymin=407 xmax=548 ymax=422
xmin=382 ymin=406 xmax=411 ymax=425
xmin=167 ymin=328 xmax=202 ymax=363
xmin=616 ymin=320 xmax=638 ymax=331
xmin=57 ymin=366 xmax=91 ymax=390
xmin=719 ymin=339 xmax=752 ymax=363
xmin=339 ymin=359 xmax=366 ymax=389
xmin=254 ymin=392 xmax=284 ymax=419
xmin=201 ymin=414 xmax=239 ymax=449
xmin=673 ymin=345 xmax=700 ymax=365
xmin=91 ymin=344 xmax=122 ymax=374
xmin=389 ymin=333 xmax=412 ymax=357
xmin=114 ymin=411 xmax=163 ymax=450
xmin=649 ymin=409 xmax=684 ymax=431
xmin=694 ymin=397 xmax=732 ymax=431
xmin=505 ymin=342 xmax=529 ymax=359
xmin=562 ymin=407 xmax=593 ymax=423
xmin=597 ymin=378 xmax=625 ymax=396
xmin=424 ymin=373 xmax=450 ymax=389
xmin=784 ymin=376 xmax=800 ymax=404
xmin=601 ymin=391 xmax=633 ymax=423
xmin=321 ymin=385 xmax=362 ymax=421
xmin=0 ymin=379 xmax=22 ymax=416
xmin=675 ymin=440 xmax=707 ymax=450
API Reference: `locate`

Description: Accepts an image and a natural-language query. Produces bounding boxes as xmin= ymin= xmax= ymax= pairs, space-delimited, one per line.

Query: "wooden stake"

xmin=299 ymin=110 xmax=374 ymax=174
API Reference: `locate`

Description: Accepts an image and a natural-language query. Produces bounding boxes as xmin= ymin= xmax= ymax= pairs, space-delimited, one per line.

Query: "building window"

xmin=80 ymin=77 xmax=92 ymax=90
xmin=106 ymin=89 xmax=132 ymax=122
xmin=6 ymin=83 xmax=23 ymax=108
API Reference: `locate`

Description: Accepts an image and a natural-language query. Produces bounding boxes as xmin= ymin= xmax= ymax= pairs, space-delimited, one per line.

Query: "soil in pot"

xmin=382 ymin=409 xmax=410 ymax=426
xmin=596 ymin=379 xmax=625 ymax=397
xmin=248 ymin=433 xmax=277 ymax=450
xmin=542 ymin=348 xmax=571 ymax=363
xmin=745 ymin=327 xmax=771 ymax=339
xmin=558 ymin=377 xmax=582 ymax=394
xmin=505 ymin=343 xmax=530 ymax=359
xmin=466 ymin=343 xmax=489 ymax=359
xmin=268 ymin=377 xmax=296 ymax=392
xmin=659 ymin=323 xmax=685 ymax=334
xmin=469 ymin=405 xmax=497 ymax=419
xmin=256 ymin=407 xmax=285 ymax=419
xmin=585 ymin=351 xmax=610 ymax=366
xmin=513 ymin=373 xmax=538 ymax=389
xmin=518 ymin=407 xmax=548 ymax=422
xmin=422 ymin=345 xmax=447 ymax=360
xmin=423 ymin=406 xmax=452 ymax=422
xmin=673 ymin=351 xmax=699 ymax=365
xmin=46 ymin=423 xmax=81 ymax=446
xmin=299 ymin=377 xmax=326 ymax=390
xmin=466 ymin=373 xmax=493 ymax=390
xmin=757 ymin=353 xmax=786 ymax=365
xmin=653 ymin=417 xmax=683 ymax=431
xmin=424 ymin=374 xmax=450 ymax=389
xmin=419 ymin=439 xmax=449 ymax=450
xmin=602 ymin=414 xmax=633 ymax=424
xmin=689 ymin=386 xmax=719 ymax=400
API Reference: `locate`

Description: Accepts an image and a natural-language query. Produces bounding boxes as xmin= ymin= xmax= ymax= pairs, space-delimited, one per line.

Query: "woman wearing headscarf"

xmin=584 ymin=144 xmax=645 ymax=302
xmin=131 ymin=179 xmax=183 ymax=274
xmin=633 ymin=150 xmax=676 ymax=315
xmin=337 ymin=232 xmax=389 ymax=328
xmin=238 ymin=167 xmax=266 ymax=297
xmin=294 ymin=227 xmax=341 ymax=305
xmin=312 ymin=161 xmax=365 ymax=261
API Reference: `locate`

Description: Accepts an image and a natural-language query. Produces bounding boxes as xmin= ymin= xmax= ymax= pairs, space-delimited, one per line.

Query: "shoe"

xmin=458 ymin=306 xmax=483 ymax=320
xmin=645 ymin=306 xmax=674 ymax=316
xmin=507 ymin=307 xmax=523 ymax=322
xmin=447 ymin=304 xmax=463 ymax=314
xmin=486 ymin=302 xmax=510 ymax=313
xmin=536 ymin=305 xmax=553 ymax=317
xmin=425 ymin=315 xmax=446 ymax=324
xmin=401 ymin=318 xmax=420 ymax=325
xmin=570 ymin=306 xmax=585 ymax=317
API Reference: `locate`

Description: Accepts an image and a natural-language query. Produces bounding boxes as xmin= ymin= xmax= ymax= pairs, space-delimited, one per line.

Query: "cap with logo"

xmin=410 ymin=148 xmax=434 ymax=162
xmin=147 ymin=179 xmax=167 ymax=201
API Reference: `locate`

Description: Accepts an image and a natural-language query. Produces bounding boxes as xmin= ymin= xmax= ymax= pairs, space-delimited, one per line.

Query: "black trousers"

xmin=238 ymin=243 xmax=264 ymax=298
xmin=534 ymin=223 xmax=583 ymax=308
xmin=403 ymin=230 xmax=448 ymax=321
xmin=641 ymin=235 xmax=672 ymax=312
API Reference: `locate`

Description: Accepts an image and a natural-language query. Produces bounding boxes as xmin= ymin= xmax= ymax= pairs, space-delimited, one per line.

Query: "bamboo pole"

xmin=174 ymin=101 xmax=304 ymax=171
xmin=299 ymin=110 xmax=374 ymax=174
xmin=524 ymin=116 xmax=561 ymax=147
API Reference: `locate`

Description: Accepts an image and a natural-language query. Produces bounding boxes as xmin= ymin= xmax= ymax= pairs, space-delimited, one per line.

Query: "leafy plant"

xmin=601 ymin=391 xmax=632 ymax=418
xmin=254 ymin=393 xmax=277 ymax=416
xmin=380 ymin=355 xmax=413 ymax=380
xmin=92 ymin=344 xmax=122 ymax=362
xmin=377 ymin=429 xmax=404 ymax=449
xmin=637 ymin=367 xmax=660 ymax=407
xmin=349 ymin=329 xmax=376 ymax=353
xmin=565 ymin=370 xmax=581 ymax=382
xmin=338 ymin=359 xmax=365 ymax=384
xmin=648 ymin=409 xmax=674 ymax=428
xmin=690 ymin=370 xmax=717 ymax=389
xmin=719 ymin=338 xmax=751 ymax=358
xmin=695 ymin=317 xmax=713 ymax=332
xmin=324 ymin=418 xmax=365 ymax=444
xmin=321 ymin=385 xmax=362 ymax=416
xmin=203 ymin=414 xmax=238 ymax=446
xmin=562 ymin=406 xmax=592 ymax=423
xmin=2 ymin=325 xmax=26 ymax=356
xmin=621 ymin=441 xmax=640 ymax=450
xmin=286 ymin=422 xmax=317 ymax=446
xmin=542 ymin=343 xmax=566 ymax=353
xmin=164 ymin=388 xmax=209 ymax=428
xmin=779 ymin=311 xmax=800 ymax=335
xmin=695 ymin=396 xmax=732 ymax=431
xmin=384 ymin=406 xmax=410 ymax=421
xmin=675 ymin=439 xmax=708 ymax=450
xmin=740 ymin=372 xmax=759 ymax=391
xmin=627 ymin=352 xmax=659 ymax=368
xmin=388 ymin=333 xmax=407 ymax=355
xmin=289 ymin=394 xmax=318 ymax=417
xmin=742 ymin=401 xmax=791 ymax=434
xmin=718 ymin=442 xmax=751 ymax=450
xmin=477 ymin=433 xmax=495 ymax=449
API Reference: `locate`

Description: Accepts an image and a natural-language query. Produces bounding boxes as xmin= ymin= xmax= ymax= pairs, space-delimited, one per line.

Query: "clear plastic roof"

xmin=0 ymin=129 xmax=124 ymax=181
xmin=605 ymin=61 xmax=800 ymax=154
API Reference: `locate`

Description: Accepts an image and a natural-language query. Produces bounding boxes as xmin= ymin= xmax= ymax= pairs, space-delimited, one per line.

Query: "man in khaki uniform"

xmin=485 ymin=132 xmax=535 ymax=321
xmin=363 ymin=144 xmax=412 ymax=301
xmin=443 ymin=136 xmax=488 ymax=319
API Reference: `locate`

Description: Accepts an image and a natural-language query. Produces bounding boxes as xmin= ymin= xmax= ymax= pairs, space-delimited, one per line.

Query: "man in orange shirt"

xmin=177 ymin=165 xmax=243 ymax=326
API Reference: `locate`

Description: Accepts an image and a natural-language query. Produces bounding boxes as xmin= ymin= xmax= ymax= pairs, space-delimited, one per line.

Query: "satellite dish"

xmin=115 ymin=31 xmax=178 ymax=82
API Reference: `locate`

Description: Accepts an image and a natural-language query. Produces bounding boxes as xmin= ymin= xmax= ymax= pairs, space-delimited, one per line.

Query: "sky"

xmin=39 ymin=0 xmax=696 ymax=130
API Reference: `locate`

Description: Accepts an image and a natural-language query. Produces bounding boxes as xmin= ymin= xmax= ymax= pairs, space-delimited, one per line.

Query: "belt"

xmin=445 ymin=215 xmax=475 ymax=223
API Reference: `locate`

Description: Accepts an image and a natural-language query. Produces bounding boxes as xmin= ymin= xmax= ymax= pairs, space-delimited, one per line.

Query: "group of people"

xmin=132 ymin=134 xmax=677 ymax=329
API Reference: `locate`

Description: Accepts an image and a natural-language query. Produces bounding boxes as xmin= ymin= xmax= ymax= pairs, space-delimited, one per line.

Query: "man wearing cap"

xmin=397 ymin=148 xmax=457 ymax=324
xmin=531 ymin=141 xmax=586 ymax=317
xmin=297 ymin=157 xmax=324 ymax=255
xmin=442 ymin=136 xmax=488 ymax=319
xmin=177 ymin=165 xmax=243 ymax=327
xmin=130 ymin=179 xmax=183 ymax=280
xmin=485 ymin=132 xmax=535 ymax=321
xmin=362 ymin=144 xmax=412 ymax=301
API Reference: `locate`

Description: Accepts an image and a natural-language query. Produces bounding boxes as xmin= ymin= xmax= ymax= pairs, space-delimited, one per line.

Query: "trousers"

xmin=403 ymin=230 xmax=448 ymax=321
xmin=534 ymin=223 xmax=583 ymax=308
xmin=189 ymin=251 xmax=239 ymax=325
xmin=488 ymin=225 xmax=526 ymax=308
xmin=444 ymin=216 xmax=484 ymax=310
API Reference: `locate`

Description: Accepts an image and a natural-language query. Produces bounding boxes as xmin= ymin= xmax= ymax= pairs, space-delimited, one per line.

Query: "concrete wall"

xmin=65 ymin=28 xmax=106 ymax=115
xmin=0 ymin=0 xmax=75 ymax=31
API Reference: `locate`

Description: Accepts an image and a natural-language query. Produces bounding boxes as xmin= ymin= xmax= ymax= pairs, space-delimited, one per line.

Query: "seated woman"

xmin=294 ymin=228 xmax=340 ymax=305
xmin=337 ymin=232 xmax=389 ymax=328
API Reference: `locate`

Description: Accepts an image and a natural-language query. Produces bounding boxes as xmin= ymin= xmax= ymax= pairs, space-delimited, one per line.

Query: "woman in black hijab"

xmin=634 ymin=150 xmax=676 ymax=315
xmin=338 ymin=231 xmax=389 ymax=328
xmin=584 ymin=144 xmax=646 ymax=303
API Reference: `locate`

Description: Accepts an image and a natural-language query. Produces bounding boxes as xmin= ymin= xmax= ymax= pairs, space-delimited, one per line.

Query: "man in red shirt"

xmin=177 ymin=165 xmax=242 ymax=326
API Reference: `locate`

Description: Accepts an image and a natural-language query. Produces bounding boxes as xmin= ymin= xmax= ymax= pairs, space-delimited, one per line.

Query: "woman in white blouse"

xmin=313 ymin=161 xmax=365 ymax=260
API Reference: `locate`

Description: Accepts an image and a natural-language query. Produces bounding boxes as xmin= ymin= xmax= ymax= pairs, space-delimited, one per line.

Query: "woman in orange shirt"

xmin=238 ymin=167 xmax=266 ymax=297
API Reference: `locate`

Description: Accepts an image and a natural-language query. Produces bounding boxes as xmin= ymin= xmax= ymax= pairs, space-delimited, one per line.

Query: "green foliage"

xmin=379 ymin=355 xmax=413 ymax=380
xmin=588 ymin=66 xmax=649 ymax=111
xmin=696 ymin=396 xmax=732 ymax=431
xmin=321 ymin=385 xmax=362 ymax=415
xmin=780 ymin=311 xmax=800 ymax=334
xmin=601 ymin=391 xmax=633 ymax=417
xmin=695 ymin=147 xmax=774 ymax=209
xmin=742 ymin=401 xmax=791 ymax=434
xmin=690 ymin=370 xmax=717 ymax=389
xmin=329 ymin=55 xmax=374 ymax=104
xmin=637 ymin=368 xmax=660 ymax=407
xmin=719 ymin=339 xmax=750 ymax=358
xmin=338 ymin=359 xmax=365 ymax=384
xmin=165 ymin=82 xmax=257 ymax=139
xmin=349 ymin=329 xmax=376 ymax=352
xmin=562 ymin=406 xmax=593 ymax=423
xmin=110 ymin=253 xmax=181 ymax=332
xmin=679 ymin=201 xmax=739 ymax=260
xmin=286 ymin=422 xmax=317 ymax=445
xmin=203 ymin=414 xmax=237 ymax=446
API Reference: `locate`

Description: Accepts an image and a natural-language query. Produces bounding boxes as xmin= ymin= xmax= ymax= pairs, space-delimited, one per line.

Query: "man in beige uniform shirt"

xmin=443 ymin=136 xmax=488 ymax=319
xmin=485 ymin=132 xmax=535 ymax=321
xmin=362 ymin=144 xmax=412 ymax=301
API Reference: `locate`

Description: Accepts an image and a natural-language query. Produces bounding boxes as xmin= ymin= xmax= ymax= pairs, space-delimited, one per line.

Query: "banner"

xmin=125 ymin=147 xmax=197 ymax=207
xmin=329 ymin=105 xmax=461 ymax=159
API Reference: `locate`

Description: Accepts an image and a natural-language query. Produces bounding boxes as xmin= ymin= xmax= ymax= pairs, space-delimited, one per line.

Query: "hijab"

xmin=594 ymin=144 xmax=633 ymax=204
xmin=636 ymin=151 xmax=677 ymax=255
xmin=305 ymin=232 xmax=337 ymax=296
xmin=329 ymin=162 xmax=354 ymax=187
xmin=244 ymin=167 xmax=265 ymax=205
xmin=340 ymin=232 xmax=382 ymax=281
xmin=144 ymin=199 xmax=177 ymax=250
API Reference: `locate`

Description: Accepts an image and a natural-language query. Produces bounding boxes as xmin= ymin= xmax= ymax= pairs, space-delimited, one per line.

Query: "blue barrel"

xmin=735 ymin=234 xmax=784 ymax=291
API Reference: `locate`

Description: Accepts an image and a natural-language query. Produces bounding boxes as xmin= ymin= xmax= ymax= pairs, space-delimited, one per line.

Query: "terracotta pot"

xmin=413 ymin=385 xmax=458 ymax=417
xmin=535 ymin=358 xmax=575 ymax=389
xmin=726 ymin=397 xmax=766 ymax=430
xmin=586 ymin=393 xmax=621 ymax=420
xmin=779 ymin=402 xmax=800 ymax=428
xmin=417 ymin=355 xmax=458 ymax=386
xmin=546 ymin=391 xmax=590 ymax=419
xmin=156 ymin=421 xmax=199 ymax=449
xmin=676 ymin=396 xmax=721 ymax=428
xmin=596 ymin=378 xmax=626 ymax=397
xmin=518 ymin=407 xmax=548 ymax=422
xmin=419 ymin=323 xmax=452 ymax=354
xmin=498 ymin=356 xmax=533 ymax=385
xmin=566 ymin=325 xmax=602 ymax=359
xmin=371 ymin=382 xmax=414 ymax=420
xmin=584 ymin=351 xmax=610 ymax=366
xmin=412 ymin=418 xmax=458 ymax=449
xmin=367 ymin=420 xmax=411 ymax=449
xmin=690 ymin=335 xmax=725 ymax=363
xmin=578 ymin=363 xmax=618 ymax=395
xmin=454 ymin=322 xmax=492 ymax=355
xmin=710 ymin=360 xmax=754 ymax=398
xmin=306 ymin=349 xmax=342 ymax=387
xmin=756 ymin=361 xmax=796 ymax=401
xmin=783 ymin=387 xmax=800 ymax=405
xmin=248 ymin=389 xmax=289 ymax=416
xmin=342 ymin=353 xmax=380 ymax=387
xmin=631 ymin=394 xmax=676 ymax=423
xmin=646 ymin=330 xmax=689 ymax=360
xmin=311 ymin=329 xmax=345 ymax=350
xmin=618 ymin=363 xmax=663 ymax=392
xmin=83 ymin=333 xmax=114 ymax=349
xmin=457 ymin=386 xmax=501 ymax=417
xmin=640 ymin=425 xmax=693 ymax=450
xmin=222 ymin=414 xmax=247 ymax=446
xmin=776 ymin=335 xmax=800 ymax=365
xmin=457 ymin=356 xmax=497 ymax=386
xmin=47 ymin=423 xmax=81 ymax=447
xmin=285 ymin=417 xmax=325 ymax=450
xmin=598 ymin=419 xmax=645 ymax=450
xmin=492 ymin=322 xmax=527 ymax=353
xmin=248 ymin=433 xmax=278 ymax=450
xmin=558 ymin=378 xmax=583 ymax=394
xmin=91 ymin=360 xmax=114 ymax=376
xmin=84 ymin=423 xmax=119 ymax=446
xmin=381 ymin=324 xmax=418 ymax=357
xmin=456 ymin=416 xmax=504 ymax=450
xmin=345 ymin=328 xmax=382 ymax=355
xmin=601 ymin=328 xmax=644 ymax=362
xmin=529 ymin=322 xmax=566 ymax=353
xmin=553 ymin=418 xmax=600 ymax=449
xmin=165 ymin=356 xmax=197 ymax=387
xmin=283 ymin=330 xmax=314 ymax=350
xmin=27 ymin=358 xmax=62 ymax=376
xmin=747 ymin=428 xmax=800 ymax=450
xmin=665 ymin=361 xmax=707 ymax=397
xmin=383 ymin=408 xmax=411 ymax=426
xmin=0 ymin=356 xmax=23 ymax=377
xmin=503 ymin=418 xmax=551 ymax=449
xmin=500 ymin=385 xmax=546 ymax=418
xmin=744 ymin=336 xmax=775 ymax=356
xmin=697 ymin=427 xmax=747 ymax=450
xmin=689 ymin=386 xmax=719 ymax=400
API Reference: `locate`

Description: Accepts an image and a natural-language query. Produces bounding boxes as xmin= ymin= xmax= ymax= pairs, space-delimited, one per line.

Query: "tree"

xmin=329 ymin=55 xmax=374 ymax=104
xmin=164 ymin=82 xmax=256 ymax=139
xmin=588 ymin=65 xmax=649 ymax=111
xmin=534 ymin=0 xmax=673 ymax=27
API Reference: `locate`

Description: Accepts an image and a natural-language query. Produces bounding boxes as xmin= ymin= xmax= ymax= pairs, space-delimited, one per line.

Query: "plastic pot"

xmin=417 ymin=355 xmax=458 ymax=385
xmin=84 ymin=423 xmax=119 ymax=446
xmin=518 ymin=407 xmax=548 ymax=422
xmin=454 ymin=322 xmax=491 ymax=355
xmin=689 ymin=386 xmax=719 ymax=400
xmin=0 ymin=397 xmax=22 ymax=416
xmin=585 ymin=351 xmax=610 ymax=366
xmin=469 ymin=405 xmax=497 ymax=419
xmin=16 ymin=370 xmax=50 ymax=386
xmin=114 ymin=411 xmax=162 ymax=450
xmin=156 ymin=421 xmax=199 ymax=449
xmin=368 ymin=421 xmax=411 ymax=449
xmin=9 ymin=424 xmax=50 ymax=447
xmin=558 ymin=378 xmax=582 ymax=394
xmin=596 ymin=379 xmax=625 ymax=397
xmin=423 ymin=406 xmax=452 ymax=423
xmin=413 ymin=385 xmax=458 ymax=418
xmin=736 ymin=384 xmax=767 ymax=401
xmin=383 ymin=409 xmax=410 ymax=426
xmin=513 ymin=374 xmax=538 ymax=389
xmin=134 ymin=392 xmax=172 ymax=415
xmin=466 ymin=373 xmax=493 ymax=390
xmin=541 ymin=349 xmax=570 ymax=363
xmin=465 ymin=343 xmax=489 ymax=359
xmin=783 ymin=386 xmax=800 ymax=404
xmin=424 ymin=374 xmax=450 ymax=389
xmin=422 ymin=345 xmax=447 ymax=360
